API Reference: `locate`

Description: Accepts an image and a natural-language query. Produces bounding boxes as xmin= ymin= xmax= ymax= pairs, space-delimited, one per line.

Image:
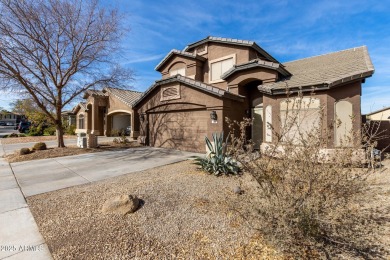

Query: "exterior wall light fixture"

xmin=210 ymin=110 xmax=217 ymax=124
xmin=139 ymin=113 xmax=145 ymax=123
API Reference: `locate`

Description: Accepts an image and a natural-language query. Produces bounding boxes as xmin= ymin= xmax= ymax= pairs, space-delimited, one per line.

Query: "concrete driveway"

xmin=10 ymin=147 xmax=201 ymax=197
xmin=1 ymin=142 xmax=201 ymax=259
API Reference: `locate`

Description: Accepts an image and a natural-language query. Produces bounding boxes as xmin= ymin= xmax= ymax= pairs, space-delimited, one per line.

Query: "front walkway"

xmin=0 ymin=142 xmax=52 ymax=259
xmin=0 ymin=139 xmax=201 ymax=259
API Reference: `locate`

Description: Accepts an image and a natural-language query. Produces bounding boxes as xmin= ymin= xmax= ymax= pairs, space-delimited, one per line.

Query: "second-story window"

xmin=209 ymin=54 xmax=235 ymax=82
xmin=169 ymin=67 xmax=186 ymax=76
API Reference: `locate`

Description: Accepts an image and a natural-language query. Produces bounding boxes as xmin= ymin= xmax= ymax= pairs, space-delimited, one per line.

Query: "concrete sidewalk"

xmin=0 ymin=141 xmax=52 ymax=259
xmin=0 ymin=139 xmax=201 ymax=259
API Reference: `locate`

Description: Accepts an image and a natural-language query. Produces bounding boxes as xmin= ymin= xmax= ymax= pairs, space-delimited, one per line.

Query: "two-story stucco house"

xmin=75 ymin=36 xmax=374 ymax=153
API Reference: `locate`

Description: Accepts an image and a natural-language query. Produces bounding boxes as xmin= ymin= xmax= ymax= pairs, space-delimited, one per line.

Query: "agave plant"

xmin=194 ymin=132 xmax=240 ymax=176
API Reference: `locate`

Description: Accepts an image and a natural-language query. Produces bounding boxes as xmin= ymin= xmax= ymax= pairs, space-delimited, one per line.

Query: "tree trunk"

xmin=56 ymin=114 xmax=65 ymax=148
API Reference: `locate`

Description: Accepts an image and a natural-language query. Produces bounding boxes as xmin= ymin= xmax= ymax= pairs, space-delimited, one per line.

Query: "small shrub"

xmin=194 ymin=132 xmax=240 ymax=175
xmin=65 ymin=125 xmax=76 ymax=135
xmin=111 ymin=129 xmax=123 ymax=137
xmin=19 ymin=148 xmax=30 ymax=155
xmin=43 ymin=125 xmax=56 ymax=136
xmin=112 ymin=134 xmax=129 ymax=144
xmin=8 ymin=133 xmax=19 ymax=138
xmin=28 ymin=125 xmax=44 ymax=136
xmin=32 ymin=142 xmax=47 ymax=151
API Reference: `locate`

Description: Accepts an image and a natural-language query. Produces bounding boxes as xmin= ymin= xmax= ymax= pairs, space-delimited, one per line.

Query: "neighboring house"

xmin=61 ymin=110 xmax=76 ymax=127
xmin=74 ymin=36 xmax=375 ymax=153
xmin=73 ymin=87 xmax=143 ymax=139
xmin=365 ymin=107 xmax=390 ymax=152
xmin=0 ymin=111 xmax=25 ymax=125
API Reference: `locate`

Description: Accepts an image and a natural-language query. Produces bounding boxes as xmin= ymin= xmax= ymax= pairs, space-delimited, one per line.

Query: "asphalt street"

xmin=0 ymin=126 xmax=18 ymax=137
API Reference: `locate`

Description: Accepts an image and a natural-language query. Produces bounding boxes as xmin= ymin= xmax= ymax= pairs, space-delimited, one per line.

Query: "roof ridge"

xmin=283 ymin=46 xmax=367 ymax=64
xmin=105 ymin=86 xmax=143 ymax=93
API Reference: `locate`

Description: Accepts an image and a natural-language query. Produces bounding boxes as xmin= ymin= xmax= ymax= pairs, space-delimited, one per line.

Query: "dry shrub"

xmin=19 ymin=147 xmax=30 ymax=155
xmin=225 ymin=94 xmax=387 ymax=258
xmin=32 ymin=142 xmax=47 ymax=151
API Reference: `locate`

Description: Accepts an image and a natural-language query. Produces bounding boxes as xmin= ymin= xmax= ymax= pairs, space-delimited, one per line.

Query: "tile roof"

xmin=103 ymin=87 xmax=143 ymax=107
xmin=184 ymin=36 xmax=280 ymax=63
xmin=258 ymin=46 xmax=374 ymax=94
xmin=133 ymin=75 xmax=244 ymax=107
xmin=155 ymin=49 xmax=207 ymax=71
xmin=72 ymin=102 xmax=87 ymax=113
xmin=83 ymin=89 xmax=107 ymax=99
xmin=221 ymin=59 xmax=291 ymax=79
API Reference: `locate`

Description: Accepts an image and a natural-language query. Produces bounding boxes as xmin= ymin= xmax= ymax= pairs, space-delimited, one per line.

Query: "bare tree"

xmin=0 ymin=0 xmax=133 ymax=147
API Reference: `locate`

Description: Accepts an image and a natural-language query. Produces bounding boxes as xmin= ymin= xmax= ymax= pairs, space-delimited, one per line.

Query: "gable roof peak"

xmin=155 ymin=49 xmax=206 ymax=71
xmin=184 ymin=36 xmax=279 ymax=63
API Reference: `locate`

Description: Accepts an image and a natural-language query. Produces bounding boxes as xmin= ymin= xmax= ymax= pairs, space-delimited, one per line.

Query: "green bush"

xmin=32 ymin=142 xmax=47 ymax=151
xmin=8 ymin=133 xmax=19 ymax=138
xmin=194 ymin=132 xmax=240 ymax=176
xmin=28 ymin=125 xmax=44 ymax=136
xmin=44 ymin=125 xmax=56 ymax=136
xmin=19 ymin=148 xmax=30 ymax=155
xmin=65 ymin=125 xmax=76 ymax=135
xmin=111 ymin=129 xmax=125 ymax=137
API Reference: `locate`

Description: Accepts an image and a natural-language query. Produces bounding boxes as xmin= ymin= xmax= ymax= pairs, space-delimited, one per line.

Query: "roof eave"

xmin=221 ymin=60 xmax=292 ymax=80
xmin=184 ymin=36 xmax=280 ymax=63
xmin=132 ymin=75 xmax=244 ymax=107
xmin=260 ymin=70 xmax=374 ymax=96
xmin=155 ymin=50 xmax=206 ymax=71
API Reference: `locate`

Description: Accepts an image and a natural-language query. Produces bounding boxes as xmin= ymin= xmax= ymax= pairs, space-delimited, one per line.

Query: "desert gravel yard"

xmin=27 ymin=160 xmax=281 ymax=259
xmin=26 ymin=159 xmax=390 ymax=259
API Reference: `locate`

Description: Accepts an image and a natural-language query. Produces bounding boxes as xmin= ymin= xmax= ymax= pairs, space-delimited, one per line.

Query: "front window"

xmin=280 ymin=97 xmax=321 ymax=144
xmin=78 ymin=114 xmax=85 ymax=129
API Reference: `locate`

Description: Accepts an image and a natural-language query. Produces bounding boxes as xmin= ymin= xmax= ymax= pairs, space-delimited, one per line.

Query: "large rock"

xmin=101 ymin=195 xmax=139 ymax=215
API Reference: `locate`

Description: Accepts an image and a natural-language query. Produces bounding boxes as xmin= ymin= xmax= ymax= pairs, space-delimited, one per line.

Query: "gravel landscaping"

xmin=27 ymin=160 xmax=281 ymax=259
xmin=26 ymin=159 xmax=390 ymax=259
xmin=1 ymin=135 xmax=76 ymax=144
xmin=6 ymin=142 xmax=141 ymax=163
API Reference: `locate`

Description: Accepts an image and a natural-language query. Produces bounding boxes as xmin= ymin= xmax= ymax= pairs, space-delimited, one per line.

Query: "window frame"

xmin=78 ymin=114 xmax=85 ymax=129
xmin=208 ymin=54 xmax=236 ymax=83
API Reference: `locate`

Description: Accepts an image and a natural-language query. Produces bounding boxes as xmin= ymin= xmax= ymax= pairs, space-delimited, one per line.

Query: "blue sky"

xmin=1 ymin=0 xmax=389 ymax=114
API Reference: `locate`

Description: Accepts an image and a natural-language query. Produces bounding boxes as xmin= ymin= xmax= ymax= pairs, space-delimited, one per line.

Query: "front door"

xmin=252 ymin=105 xmax=263 ymax=149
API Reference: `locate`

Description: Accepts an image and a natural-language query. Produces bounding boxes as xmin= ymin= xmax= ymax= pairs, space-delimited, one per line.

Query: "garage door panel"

xmin=149 ymin=110 xmax=208 ymax=152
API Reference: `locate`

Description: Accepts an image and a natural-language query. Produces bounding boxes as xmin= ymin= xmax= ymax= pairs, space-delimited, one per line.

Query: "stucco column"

xmin=104 ymin=114 xmax=112 ymax=136
xmin=90 ymin=103 xmax=100 ymax=135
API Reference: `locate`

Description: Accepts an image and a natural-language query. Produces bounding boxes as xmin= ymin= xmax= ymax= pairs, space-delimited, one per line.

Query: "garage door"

xmin=148 ymin=109 xmax=208 ymax=152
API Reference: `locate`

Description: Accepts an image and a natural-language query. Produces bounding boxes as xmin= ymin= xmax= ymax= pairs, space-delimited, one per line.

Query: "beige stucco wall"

xmin=261 ymin=81 xmax=362 ymax=149
xmin=367 ymin=108 xmax=390 ymax=121
xmin=226 ymin=67 xmax=278 ymax=95
xmin=159 ymin=56 xmax=204 ymax=81
xmin=135 ymin=82 xmax=226 ymax=152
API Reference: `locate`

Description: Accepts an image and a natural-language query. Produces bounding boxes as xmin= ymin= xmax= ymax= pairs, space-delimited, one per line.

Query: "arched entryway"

xmin=106 ymin=110 xmax=132 ymax=136
xmin=238 ymin=79 xmax=263 ymax=149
